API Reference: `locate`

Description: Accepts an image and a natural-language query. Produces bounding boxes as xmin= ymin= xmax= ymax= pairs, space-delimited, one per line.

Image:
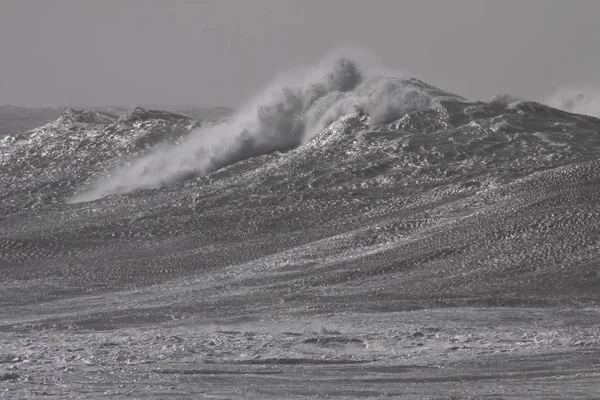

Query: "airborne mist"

xmin=545 ymin=87 xmax=600 ymax=118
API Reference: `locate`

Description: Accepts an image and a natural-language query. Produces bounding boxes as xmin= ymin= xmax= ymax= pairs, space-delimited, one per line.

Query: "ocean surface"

xmin=2 ymin=56 xmax=600 ymax=399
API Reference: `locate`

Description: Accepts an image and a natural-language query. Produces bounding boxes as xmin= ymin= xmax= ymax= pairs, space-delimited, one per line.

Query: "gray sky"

xmin=1 ymin=0 xmax=599 ymax=108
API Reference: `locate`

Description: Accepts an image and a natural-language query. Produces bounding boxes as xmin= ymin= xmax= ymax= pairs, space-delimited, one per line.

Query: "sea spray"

xmin=70 ymin=51 xmax=460 ymax=202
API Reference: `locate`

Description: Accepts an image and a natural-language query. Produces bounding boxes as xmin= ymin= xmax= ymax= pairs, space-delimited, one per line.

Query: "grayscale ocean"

xmin=2 ymin=56 xmax=600 ymax=399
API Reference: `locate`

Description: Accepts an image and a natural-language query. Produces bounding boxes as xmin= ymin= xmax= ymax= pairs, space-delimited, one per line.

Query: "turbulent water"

xmin=2 ymin=56 xmax=600 ymax=399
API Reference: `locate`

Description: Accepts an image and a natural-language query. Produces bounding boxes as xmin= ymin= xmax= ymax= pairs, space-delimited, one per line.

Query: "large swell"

xmin=4 ymin=59 xmax=600 ymax=398
xmin=3 ymin=48 xmax=600 ymax=313
xmin=70 ymin=53 xmax=463 ymax=202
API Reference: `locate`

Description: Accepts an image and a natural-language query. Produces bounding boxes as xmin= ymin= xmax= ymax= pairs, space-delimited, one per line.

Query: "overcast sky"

xmin=1 ymin=0 xmax=599 ymax=107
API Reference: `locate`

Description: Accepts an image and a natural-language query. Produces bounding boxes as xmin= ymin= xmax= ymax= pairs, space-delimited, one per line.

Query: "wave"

xmin=69 ymin=51 xmax=463 ymax=203
xmin=545 ymin=87 xmax=600 ymax=118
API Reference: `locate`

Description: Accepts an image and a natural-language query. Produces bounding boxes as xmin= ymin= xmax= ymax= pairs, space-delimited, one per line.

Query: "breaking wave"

xmin=70 ymin=51 xmax=461 ymax=203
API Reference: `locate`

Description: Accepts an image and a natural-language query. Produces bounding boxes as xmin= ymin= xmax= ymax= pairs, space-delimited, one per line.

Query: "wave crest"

xmin=70 ymin=52 xmax=458 ymax=203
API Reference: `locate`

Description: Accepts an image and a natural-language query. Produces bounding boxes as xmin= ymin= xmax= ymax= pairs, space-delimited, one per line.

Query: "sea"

xmin=2 ymin=55 xmax=600 ymax=399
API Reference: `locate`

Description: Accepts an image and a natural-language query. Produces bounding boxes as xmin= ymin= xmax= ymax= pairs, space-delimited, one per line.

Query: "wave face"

xmin=2 ymin=53 xmax=600 ymax=322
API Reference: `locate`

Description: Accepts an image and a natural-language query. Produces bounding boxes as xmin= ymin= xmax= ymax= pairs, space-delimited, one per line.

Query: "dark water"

xmin=2 ymin=58 xmax=600 ymax=398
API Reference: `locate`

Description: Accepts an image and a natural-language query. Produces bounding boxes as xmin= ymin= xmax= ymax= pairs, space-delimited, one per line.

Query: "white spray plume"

xmin=545 ymin=87 xmax=600 ymax=118
xmin=70 ymin=49 xmax=455 ymax=203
